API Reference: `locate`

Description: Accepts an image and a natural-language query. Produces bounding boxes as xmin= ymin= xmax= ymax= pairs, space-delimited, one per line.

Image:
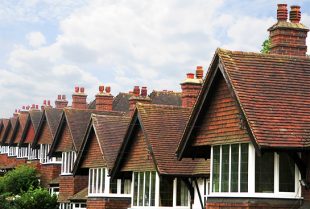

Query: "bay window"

xmin=28 ymin=144 xmax=39 ymax=160
xmin=61 ymin=151 xmax=76 ymax=175
xmin=210 ymin=143 xmax=301 ymax=198
xmin=73 ymin=203 xmax=86 ymax=209
xmin=0 ymin=146 xmax=9 ymax=154
xmin=40 ymin=144 xmax=61 ymax=164
xmin=59 ymin=203 xmax=72 ymax=209
xmin=17 ymin=146 xmax=28 ymax=158
xmin=8 ymin=146 xmax=17 ymax=156
xmin=88 ymin=167 xmax=131 ymax=196
xmin=132 ymin=171 xmax=189 ymax=208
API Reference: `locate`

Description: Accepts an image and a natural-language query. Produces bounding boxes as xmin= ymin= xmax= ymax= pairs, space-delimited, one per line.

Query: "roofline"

xmin=1 ymin=122 xmax=11 ymax=145
xmin=8 ymin=119 xmax=20 ymax=146
xmin=32 ymin=110 xmax=47 ymax=148
xmin=18 ymin=114 xmax=31 ymax=147
xmin=48 ymin=112 xmax=66 ymax=157
xmin=72 ymin=116 xmax=95 ymax=176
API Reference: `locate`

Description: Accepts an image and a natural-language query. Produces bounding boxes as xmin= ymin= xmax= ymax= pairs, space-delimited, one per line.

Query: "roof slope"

xmin=5 ymin=118 xmax=17 ymax=145
xmin=0 ymin=119 xmax=9 ymax=144
xmin=113 ymin=103 xmax=209 ymax=177
xmin=19 ymin=110 xmax=43 ymax=145
xmin=178 ymin=48 xmax=310 ymax=157
xmin=12 ymin=113 xmax=28 ymax=144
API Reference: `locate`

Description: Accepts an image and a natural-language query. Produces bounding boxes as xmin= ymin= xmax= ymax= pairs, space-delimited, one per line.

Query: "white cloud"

xmin=26 ymin=32 xmax=46 ymax=48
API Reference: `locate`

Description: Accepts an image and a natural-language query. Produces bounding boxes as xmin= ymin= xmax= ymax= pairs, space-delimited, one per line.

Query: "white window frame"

xmin=88 ymin=167 xmax=132 ymax=197
xmin=61 ymin=151 xmax=77 ymax=175
xmin=0 ymin=146 xmax=9 ymax=154
xmin=28 ymin=144 xmax=39 ymax=160
xmin=59 ymin=203 xmax=72 ymax=209
xmin=17 ymin=146 xmax=28 ymax=159
xmin=72 ymin=203 xmax=86 ymax=209
xmin=209 ymin=143 xmax=301 ymax=199
xmin=40 ymin=144 xmax=61 ymax=164
xmin=8 ymin=146 xmax=17 ymax=157
xmin=49 ymin=186 xmax=59 ymax=196
xmin=131 ymin=172 xmax=190 ymax=209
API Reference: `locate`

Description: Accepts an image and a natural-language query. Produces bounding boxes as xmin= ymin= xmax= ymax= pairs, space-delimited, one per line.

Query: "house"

xmin=48 ymin=86 xmax=127 ymax=209
xmin=72 ymin=114 xmax=131 ymax=209
xmin=6 ymin=117 xmax=18 ymax=161
xmin=32 ymin=105 xmax=63 ymax=188
xmin=111 ymin=103 xmax=209 ymax=209
xmin=18 ymin=105 xmax=43 ymax=168
xmin=177 ymin=4 xmax=309 ymax=209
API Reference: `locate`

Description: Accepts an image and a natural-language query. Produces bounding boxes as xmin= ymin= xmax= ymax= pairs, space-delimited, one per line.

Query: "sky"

xmin=0 ymin=0 xmax=310 ymax=117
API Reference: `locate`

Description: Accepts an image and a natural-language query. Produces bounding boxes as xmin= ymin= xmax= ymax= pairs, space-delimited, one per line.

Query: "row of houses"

xmin=0 ymin=4 xmax=309 ymax=209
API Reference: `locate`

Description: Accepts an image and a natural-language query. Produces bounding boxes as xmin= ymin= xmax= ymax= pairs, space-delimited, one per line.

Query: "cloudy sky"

xmin=0 ymin=0 xmax=309 ymax=117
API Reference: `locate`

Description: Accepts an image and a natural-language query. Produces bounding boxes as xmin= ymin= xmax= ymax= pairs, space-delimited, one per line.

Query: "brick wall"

xmin=56 ymin=123 xmax=73 ymax=152
xmin=39 ymin=164 xmax=61 ymax=188
xmin=37 ymin=121 xmax=53 ymax=144
xmin=87 ymin=197 xmax=131 ymax=209
xmin=181 ymin=82 xmax=202 ymax=108
xmin=24 ymin=124 xmax=35 ymax=143
xmin=59 ymin=175 xmax=88 ymax=202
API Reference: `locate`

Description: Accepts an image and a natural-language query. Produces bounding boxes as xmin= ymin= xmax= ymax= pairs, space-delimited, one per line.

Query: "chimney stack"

xmin=129 ymin=86 xmax=151 ymax=115
xmin=55 ymin=94 xmax=68 ymax=109
xmin=181 ymin=66 xmax=204 ymax=108
xmin=95 ymin=85 xmax=114 ymax=111
xmin=268 ymin=4 xmax=309 ymax=56
xmin=72 ymin=86 xmax=87 ymax=109
xmin=13 ymin=109 xmax=19 ymax=118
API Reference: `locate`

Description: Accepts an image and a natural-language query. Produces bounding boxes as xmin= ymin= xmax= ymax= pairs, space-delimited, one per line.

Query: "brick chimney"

xmin=41 ymin=100 xmax=52 ymax=110
xmin=72 ymin=86 xmax=87 ymax=109
xmin=181 ymin=66 xmax=204 ymax=108
xmin=268 ymin=4 xmax=309 ymax=56
xmin=55 ymin=94 xmax=68 ymax=109
xmin=129 ymin=86 xmax=151 ymax=115
xmin=95 ymin=85 xmax=113 ymax=111
xmin=13 ymin=109 xmax=19 ymax=118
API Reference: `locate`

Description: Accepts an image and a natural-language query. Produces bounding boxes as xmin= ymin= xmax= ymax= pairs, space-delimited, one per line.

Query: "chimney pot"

xmin=99 ymin=85 xmax=104 ymax=93
xmin=32 ymin=104 xmax=35 ymax=108
xmin=196 ymin=66 xmax=204 ymax=79
xmin=105 ymin=86 xmax=111 ymax=94
xmin=290 ymin=5 xmax=301 ymax=23
xmin=187 ymin=73 xmax=195 ymax=79
xmin=62 ymin=95 xmax=66 ymax=100
xmin=26 ymin=105 xmax=30 ymax=110
xmin=75 ymin=86 xmax=79 ymax=93
xmin=15 ymin=109 xmax=17 ymax=113
xmin=277 ymin=4 xmax=288 ymax=21
xmin=22 ymin=106 xmax=25 ymax=110
xmin=133 ymin=86 xmax=140 ymax=97
xmin=43 ymin=100 xmax=47 ymax=105
xmin=80 ymin=87 xmax=85 ymax=93
xmin=141 ymin=87 xmax=147 ymax=97
xmin=47 ymin=100 xmax=51 ymax=106
xmin=35 ymin=105 xmax=39 ymax=109
xmin=57 ymin=95 xmax=61 ymax=100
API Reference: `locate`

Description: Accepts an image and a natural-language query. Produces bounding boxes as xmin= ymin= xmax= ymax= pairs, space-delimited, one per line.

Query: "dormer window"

xmin=61 ymin=151 xmax=76 ymax=175
xmin=17 ymin=146 xmax=28 ymax=158
xmin=8 ymin=146 xmax=17 ymax=156
xmin=40 ymin=144 xmax=61 ymax=164
xmin=28 ymin=144 xmax=39 ymax=160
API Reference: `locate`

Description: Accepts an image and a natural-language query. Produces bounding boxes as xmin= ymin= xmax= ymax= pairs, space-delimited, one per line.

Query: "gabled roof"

xmin=177 ymin=48 xmax=310 ymax=159
xmin=149 ymin=90 xmax=182 ymax=106
xmin=5 ymin=118 xmax=18 ymax=145
xmin=11 ymin=112 xmax=29 ymax=145
xmin=32 ymin=108 xmax=62 ymax=147
xmin=19 ymin=110 xmax=43 ymax=146
xmin=111 ymin=103 xmax=209 ymax=179
xmin=50 ymin=108 xmax=126 ymax=155
xmin=73 ymin=114 xmax=130 ymax=175
xmin=0 ymin=119 xmax=10 ymax=145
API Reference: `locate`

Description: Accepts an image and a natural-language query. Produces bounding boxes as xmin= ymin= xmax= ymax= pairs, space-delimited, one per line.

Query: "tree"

xmin=261 ymin=38 xmax=271 ymax=54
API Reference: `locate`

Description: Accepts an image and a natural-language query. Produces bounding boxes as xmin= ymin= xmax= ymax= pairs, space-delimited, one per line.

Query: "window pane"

xmin=144 ymin=172 xmax=150 ymax=206
xmin=133 ymin=173 xmax=138 ymax=206
xmin=138 ymin=172 xmax=144 ymax=206
xmin=150 ymin=171 xmax=156 ymax=206
xmin=255 ymin=152 xmax=274 ymax=193
xmin=121 ymin=179 xmax=131 ymax=194
xmin=230 ymin=144 xmax=239 ymax=192
xmin=212 ymin=146 xmax=220 ymax=192
xmin=102 ymin=168 xmax=105 ymax=193
xmin=177 ymin=179 xmax=188 ymax=206
xmin=279 ymin=153 xmax=295 ymax=192
xmin=221 ymin=145 xmax=229 ymax=192
xmin=110 ymin=178 xmax=118 ymax=194
xmin=159 ymin=176 xmax=173 ymax=206
xmin=89 ymin=169 xmax=93 ymax=194
xmin=240 ymin=144 xmax=248 ymax=192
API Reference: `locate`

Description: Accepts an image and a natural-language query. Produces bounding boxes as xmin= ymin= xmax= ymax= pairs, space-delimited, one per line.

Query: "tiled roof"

xmin=52 ymin=108 xmax=126 ymax=154
xmin=112 ymin=92 xmax=131 ymax=112
xmin=29 ymin=110 xmax=43 ymax=133
xmin=68 ymin=187 xmax=88 ymax=201
xmin=0 ymin=119 xmax=9 ymax=143
xmin=178 ymin=48 xmax=310 ymax=157
xmin=45 ymin=108 xmax=63 ymax=138
xmin=12 ymin=113 xmax=28 ymax=144
xmin=5 ymin=118 xmax=17 ymax=145
xmin=149 ymin=90 xmax=182 ymax=106
xmin=113 ymin=103 xmax=209 ymax=177
xmin=92 ymin=114 xmax=130 ymax=170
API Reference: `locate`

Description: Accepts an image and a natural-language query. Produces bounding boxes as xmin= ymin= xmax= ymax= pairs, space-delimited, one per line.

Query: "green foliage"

xmin=0 ymin=165 xmax=39 ymax=195
xmin=261 ymin=38 xmax=271 ymax=54
xmin=14 ymin=187 xmax=58 ymax=209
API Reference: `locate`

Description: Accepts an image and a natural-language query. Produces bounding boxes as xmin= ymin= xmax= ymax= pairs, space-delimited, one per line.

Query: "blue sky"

xmin=0 ymin=0 xmax=309 ymax=117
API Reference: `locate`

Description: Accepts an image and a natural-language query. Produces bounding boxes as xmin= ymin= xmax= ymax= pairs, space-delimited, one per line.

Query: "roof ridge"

xmin=136 ymin=102 xmax=190 ymax=110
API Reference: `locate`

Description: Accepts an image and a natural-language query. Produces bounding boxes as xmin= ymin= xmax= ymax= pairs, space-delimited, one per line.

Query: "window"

xmin=279 ymin=153 xmax=295 ymax=192
xmin=49 ymin=187 xmax=59 ymax=196
xmin=133 ymin=171 xmax=156 ymax=207
xmin=255 ymin=152 xmax=274 ymax=193
xmin=17 ymin=146 xmax=28 ymax=158
xmin=59 ymin=203 xmax=72 ymax=209
xmin=61 ymin=151 xmax=76 ymax=175
xmin=8 ymin=146 xmax=17 ymax=156
xmin=28 ymin=144 xmax=39 ymax=160
xmin=0 ymin=146 xmax=9 ymax=154
xmin=40 ymin=144 xmax=61 ymax=164
xmin=132 ymin=172 xmax=189 ymax=207
xmin=73 ymin=203 xmax=86 ymax=209
xmin=212 ymin=144 xmax=248 ymax=193
xmin=89 ymin=167 xmax=131 ymax=196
